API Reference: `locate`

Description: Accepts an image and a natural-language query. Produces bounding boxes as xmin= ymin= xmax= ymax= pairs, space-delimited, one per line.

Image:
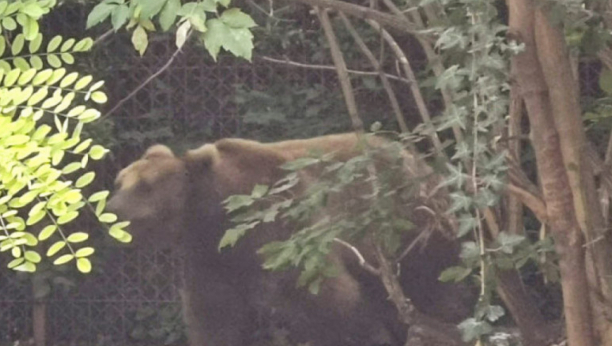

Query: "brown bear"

xmin=107 ymin=133 xmax=473 ymax=346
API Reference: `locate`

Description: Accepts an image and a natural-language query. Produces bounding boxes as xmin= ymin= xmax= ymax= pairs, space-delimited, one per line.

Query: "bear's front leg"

xmin=181 ymin=270 xmax=255 ymax=346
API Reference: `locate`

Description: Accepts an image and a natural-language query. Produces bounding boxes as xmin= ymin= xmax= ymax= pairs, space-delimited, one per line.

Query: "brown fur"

xmin=108 ymin=133 xmax=474 ymax=346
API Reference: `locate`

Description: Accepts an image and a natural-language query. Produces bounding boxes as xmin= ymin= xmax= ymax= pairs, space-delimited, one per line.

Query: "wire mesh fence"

xmin=0 ymin=2 xmax=605 ymax=346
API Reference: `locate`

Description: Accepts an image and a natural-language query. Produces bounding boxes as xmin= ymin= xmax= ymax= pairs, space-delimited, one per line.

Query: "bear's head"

xmin=107 ymin=145 xmax=190 ymax=247
xmin=107 ymin=138 xmax=289 ymax=248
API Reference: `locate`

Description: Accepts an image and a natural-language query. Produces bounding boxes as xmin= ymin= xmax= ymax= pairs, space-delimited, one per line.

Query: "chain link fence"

xmin=0 ymin=2 xmax=605 ymax=346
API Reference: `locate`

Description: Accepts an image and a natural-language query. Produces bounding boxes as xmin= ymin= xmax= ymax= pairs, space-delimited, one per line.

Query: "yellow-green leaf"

xmin=89 ymin=145 xmax=107 ymax=160
xmin=46 ymin=240 xmax=65 ymax=256
xmin=38 ymin=224 xmax=57 ymax=241
xmin=98 ymin=213 xmax=117 ymax=223
xmin=47 ymin=54 xmax=61 ymax=68
xmin=74 ymin=75 xmax=92 ymax=90
xmin=59 ymin=72 xmax=78 ymax=88
xmin=75 ymin=247 xmax=94 ymax=257
xmin=53 ymin=254 xmax=74 ymax=265
xmin=90 ymin=91 xmax=107 ymax=103
xmin=56 ymin=210 xmax=78 ymax=225
xmin=24 ymin=250 xmax=41 ymax=263
xmin=28 ymin=33 xmax=42 ymax=53
xmin=60 ymin=38 xmax=75 ymax=52
xmin=47 ymin=35 xmax=62 ymax=52
xmin=66 ymin=232 xmax=88 ymax=243
xmin=11 ymin=33 xmax=24 ymax=55
xmin=75 ymin=172 xmax=95 ymax=188
xmin=76 ymin=257 xmax=91 ymax=273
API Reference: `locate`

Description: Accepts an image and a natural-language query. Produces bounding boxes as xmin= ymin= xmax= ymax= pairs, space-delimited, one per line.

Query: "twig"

xmin=366 ymin=19 xmax=445 ymax=153
xmin=339 ymin=13 xmax=409 ymax=133
xmin=317 ymin=7 xmax=363 ymax=132
xmin=333 ymin=238 xmax=380 ymax=275
xmin=102 ymin=32 xmax=192 ymax=119
xmin=291 ymin=0 xmax=420 ymax=34
xmin=396 ymin=228 xmax=430 ymax=262
xmin=381 ymin=0 xmax=464 ymax=146
xmin=258 ymin=56 xmax=411 ymax=84
xmin=93 ymin=29 xmax=114 ymax=47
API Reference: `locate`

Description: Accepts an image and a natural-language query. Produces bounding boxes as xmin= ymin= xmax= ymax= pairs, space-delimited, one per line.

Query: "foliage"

xmin=0 ymin=0 xmax=129 ymax=274
xmin=130 ymin=305 xmax=186 ymax=345
xmin=86 ymin=0 xmax=257 ymax=60
xmin=221 ymin=133 xmax=427 ymax=294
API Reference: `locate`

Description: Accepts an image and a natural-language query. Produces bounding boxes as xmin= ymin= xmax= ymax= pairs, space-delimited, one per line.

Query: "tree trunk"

xmin=506 ymin=1 xmax=595 ymax=346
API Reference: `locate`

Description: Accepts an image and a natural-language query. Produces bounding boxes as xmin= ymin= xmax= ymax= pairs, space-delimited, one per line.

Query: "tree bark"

xmin=506 ymin=1 xmax=595 ymax=346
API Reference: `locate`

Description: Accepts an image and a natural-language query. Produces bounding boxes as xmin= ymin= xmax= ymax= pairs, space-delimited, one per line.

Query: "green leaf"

xmin=138 ymin=0 xmax=167 ymax=18
xmin=75 ymin=172 xmax=95 ymax=188
xmin=2 ymin=16 xmax=17 ymax=30
xmin=222 ymin=194 xmax=254 ymax=212
xmin=60 ymin=38 xmax=75 ymax=52
xmin=21 ymin=3 xmax=45 ymax=19
xmin=73 ymin=37 xmax=93 ymax=52
xmin=159 ymin=0 xmax=180 ymax=31
xmin=87 ymin=2 xmax=115 ymax=29
xmin=251 ymin=184 xmax=268 ymax=198
xmin=497 ymin=232 xmax=525 ymax=254
xmin=47 ymin=54 xmax=61 ymax=68
xmin=76 ymin=257 xmax=92 ymax=273
xmin=23 ymin=15 xmax=39 ymax=41
xmin=30 ymin=55 xmax=43 ymax=69
xmin=24 ymin=250 xmax=41 ymax=263
xmin=131 ymin=25 xmax=148 ymax=56
xmin=14 ymin=261 xmax=36 ymax=272
xmin=88 ymin=191 xmax=109 ymax=203
xmin=98 ymin=213 xmax=117 ymax=223
xmin=28 ymin=33 xmax=42 ymax=53
xmin=90 ymin=91 xmax=107 ymax=103
xmin=175 ymin=20 xmax=191 ymax=48
xmin=111 ymin=4 xmax=129 ymax=30
xmin=219 ymin=222 xmax=258 ymax=249
xmin=74 ymin=75 xmax=93 ymax=90
xmin=89 ymin=145 xmax=108 ymax=160
xmin=66 ymin=232 xmax=88 ymax=243
xmin=438 ymin=266 xmax=472 ymax=283
xmin=59 ymin=71 xmax=78 ymax=88
xmin=46 ymin=35 xmax=62 ymax=52
xmin=280 ymin=157 xmax=320 ymax=170
xmin=8 ymin=258 xmax=25 ymax=269
xmin=46 ymin=240 xmax=66 ymax=256
xmin=57 ymin=211 xmax=78 ymax=225
xmin=220 ymin=8 xmax=256 ymax=28
xmin=61 ymin=52 xmax=74 ymax=64
xmin=53 ymin=254 xmax=74 ymax=265
xmin=76 ymin=247 xmax=95 ymax=257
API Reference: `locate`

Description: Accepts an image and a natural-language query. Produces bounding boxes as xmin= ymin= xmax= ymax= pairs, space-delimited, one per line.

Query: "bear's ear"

xmin=183 ymin=143 xmax=219 ymax=172
xmin=143 ymin=145 xmax=175 ymax=159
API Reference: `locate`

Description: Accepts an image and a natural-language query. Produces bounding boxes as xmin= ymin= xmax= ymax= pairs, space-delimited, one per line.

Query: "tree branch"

xmin=258 ymin=56 xmax=411 ymax=84
xmin=291 ymin=0 xmax=420 ymax=34
xmin=102 ymin=32 xmax=191 ymax=119
xmin=338 ymin=13 xmax=409 ymax=133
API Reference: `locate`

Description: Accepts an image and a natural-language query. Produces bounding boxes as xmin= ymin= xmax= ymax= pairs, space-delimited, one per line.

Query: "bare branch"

xmin=102 ymin=32 xmax=191 ymax=119
xmin=366 ymin=18 xmax=445 ymax=153
xmin=317 ymin=7 xmax=363 ymax=132
xmin=291 ymin=0 xmax=420 ymax=34
xmin=258 ymin=56 xmax=411 ymax=84
xmin=339 ymin=13 xmax=409 ymax=133
xmin=333 ymin=238 xmax=380 ymax=275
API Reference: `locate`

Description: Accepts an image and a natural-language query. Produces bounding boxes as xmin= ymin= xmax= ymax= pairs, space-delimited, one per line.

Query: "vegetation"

xmin=4 ymin=0 xmax=612 ymax=345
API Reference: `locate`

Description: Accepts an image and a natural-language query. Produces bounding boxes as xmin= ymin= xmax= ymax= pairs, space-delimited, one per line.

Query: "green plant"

xmin=86 ymin=0 xmax=257 ymax=60
xmin=0 ymin=0 xmax=130 ymax=274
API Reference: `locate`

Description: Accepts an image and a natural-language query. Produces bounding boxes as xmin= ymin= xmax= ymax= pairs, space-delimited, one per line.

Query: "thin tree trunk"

xmin=506 ymin=1 xmax=595 ymax=346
